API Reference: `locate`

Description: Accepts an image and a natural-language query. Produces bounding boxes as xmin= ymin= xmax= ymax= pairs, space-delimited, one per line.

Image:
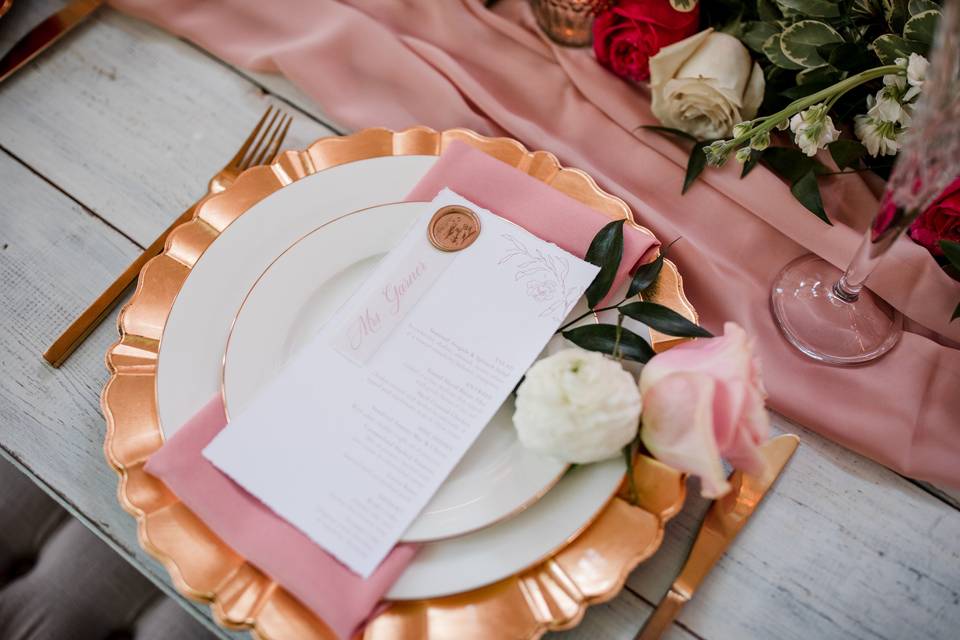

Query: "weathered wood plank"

xmin=0 ymin=149 xmax=238 ymax=639
xmin=627 ymin=415 xmax=960 ymax=640
xmin=0 ymin=5 xmax=334 ymax=248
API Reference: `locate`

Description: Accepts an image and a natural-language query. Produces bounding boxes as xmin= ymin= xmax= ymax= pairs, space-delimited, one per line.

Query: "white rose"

xmin=649 ymin=29 xmax=765 ymax=140
xmin=513 ymin=349 xmax=641 ymax=464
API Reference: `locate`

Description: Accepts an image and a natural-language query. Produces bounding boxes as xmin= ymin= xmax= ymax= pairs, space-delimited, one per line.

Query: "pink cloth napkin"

xmin=144 ymin=143 xmax=656 ymax=636
xmin=115 ymin=1 xmax=960 ymax=485
xmin=144 ymin=399 xmax=417 ymax=639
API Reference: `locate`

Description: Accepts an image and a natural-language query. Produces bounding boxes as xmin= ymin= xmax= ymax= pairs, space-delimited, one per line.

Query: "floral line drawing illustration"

xmin=499 ymin=234 xmax=579 ymax=321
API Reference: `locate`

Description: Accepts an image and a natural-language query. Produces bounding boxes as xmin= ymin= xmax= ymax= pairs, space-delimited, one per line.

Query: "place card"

xmin=203 ymin=190 xmax=600 ymax=577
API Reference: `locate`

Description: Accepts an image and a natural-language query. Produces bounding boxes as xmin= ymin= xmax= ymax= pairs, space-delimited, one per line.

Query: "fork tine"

xmin=250 ymin=110 xmax=287 ymax=167
xmin=227 ymin=106 xmax=273 ymax=169
xmin=256 ymin=114 xmax=292 ymax=166
xmin=241 ymin=107 xmax=281 ymax=169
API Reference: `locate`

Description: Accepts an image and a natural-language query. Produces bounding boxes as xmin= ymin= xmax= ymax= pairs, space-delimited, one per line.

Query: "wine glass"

xmin=770 ymin=0 xmax=960 ymax=365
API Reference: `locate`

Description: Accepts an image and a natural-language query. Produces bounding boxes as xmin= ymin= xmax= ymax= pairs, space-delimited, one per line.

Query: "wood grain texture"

xmin=1 ymin=2 xmax=959 ymax=640
xmin=0 ymin=5 xmax=334 ymax=247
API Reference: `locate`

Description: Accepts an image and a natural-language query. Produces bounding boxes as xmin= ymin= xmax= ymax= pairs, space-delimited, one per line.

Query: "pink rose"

xmin=908 ymin=176 xmax=960 ymax=256
xmin=639 ymin=322 xmax=769 ymax=498
xmin=593 ymin=0 xmax=700 ymax=83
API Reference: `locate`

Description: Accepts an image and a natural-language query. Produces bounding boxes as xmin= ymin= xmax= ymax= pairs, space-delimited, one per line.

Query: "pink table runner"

xmin=113 ymin=0 xmax=960 ymax=487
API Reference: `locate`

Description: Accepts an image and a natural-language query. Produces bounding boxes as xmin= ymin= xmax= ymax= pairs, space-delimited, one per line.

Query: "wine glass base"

xmin=770 ymin=255 xmax=903 ymax=365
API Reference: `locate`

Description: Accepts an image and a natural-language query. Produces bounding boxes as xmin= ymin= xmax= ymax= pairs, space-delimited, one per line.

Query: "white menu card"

xmin=203 ymin=190 xmax=600 ymax=577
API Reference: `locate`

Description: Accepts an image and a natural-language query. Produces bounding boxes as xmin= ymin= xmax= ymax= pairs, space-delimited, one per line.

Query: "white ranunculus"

xmin=789 ymin=104 xmax=840 ymax=157
xmin=649 ymin=29 xmax=765 ymax=140
xmin=513 ymin=349 xmax=641 ymax=464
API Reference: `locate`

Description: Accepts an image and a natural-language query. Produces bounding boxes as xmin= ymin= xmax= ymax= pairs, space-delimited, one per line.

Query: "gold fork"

xmin=43 ymin=106 xmax=293 ymax=367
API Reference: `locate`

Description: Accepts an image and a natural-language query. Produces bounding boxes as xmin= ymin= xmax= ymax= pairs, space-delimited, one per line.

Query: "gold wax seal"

xmin=428 ymin=205 xmax=481 ymax=252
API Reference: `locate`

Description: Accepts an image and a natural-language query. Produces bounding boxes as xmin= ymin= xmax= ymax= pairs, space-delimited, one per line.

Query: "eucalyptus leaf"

xmin=791 ymin=170 xmax=831 ymax=223
xmin=940 ymin=239 xmax=960 ymax=270
xmin=638 ymin=125 xmax=699 ymax=143
xmin=684 ymin=141 xmax=710 ymax=194
xmin=741 ymin=21 xmax=780 ymax=53
xmin=871 ymin=33 xmax=925 ymax=63
xmin=828 ymin=139 xmax=867 ymax=169
xmin=908 ymin=0 xmax=939 ymax=16
xmin=584 ymin=220 xmax=624 ymax=308
xmin=562 ymin=324 xmax=656 ymax=363
xmin=619 ymin=302 xmax=713 ymax=338
xmin=903 ymin=9 xmax=940 ymax=46
xmin=780 ymin=20 xmax=844 ymax=68
xmin=776 ymin=0 xmax=841 ymax=17
xmin=763 ymin=33 xmax=806 ymax=69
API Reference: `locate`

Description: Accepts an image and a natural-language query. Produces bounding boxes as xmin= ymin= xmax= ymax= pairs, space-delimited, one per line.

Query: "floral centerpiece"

xmin=588 ymin=0 xmax=959 ymax=318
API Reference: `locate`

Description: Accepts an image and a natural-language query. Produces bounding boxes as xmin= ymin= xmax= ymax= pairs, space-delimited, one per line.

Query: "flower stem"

xmin=557 ymin=301 xmax=625 ymax=332
xmin=725 ymin=65 xmax=900 ymax=152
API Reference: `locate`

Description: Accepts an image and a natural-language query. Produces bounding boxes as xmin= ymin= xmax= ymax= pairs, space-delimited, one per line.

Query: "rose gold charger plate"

xmin=101 ymin=127 xmax=694 ymax=639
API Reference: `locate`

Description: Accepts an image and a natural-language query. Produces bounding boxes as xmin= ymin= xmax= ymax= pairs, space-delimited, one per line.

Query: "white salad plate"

xmin=221 ymin=201 xmax=568 ymax=543
xmin=155 ymin=155 xmax=627 ymax=600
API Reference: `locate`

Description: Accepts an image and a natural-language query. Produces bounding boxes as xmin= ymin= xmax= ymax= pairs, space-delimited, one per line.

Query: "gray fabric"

xmin=0 ymin=458 xmax=216 ymax=640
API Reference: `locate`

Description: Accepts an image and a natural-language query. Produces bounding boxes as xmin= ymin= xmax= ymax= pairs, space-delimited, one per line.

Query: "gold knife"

xmin=635 ymin=434 xmax=800 ymax=640
xmin=0 ymin=0 xmax=104 ymax=84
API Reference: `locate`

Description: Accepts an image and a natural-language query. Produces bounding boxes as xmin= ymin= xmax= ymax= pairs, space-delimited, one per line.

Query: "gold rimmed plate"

xmin=103 ymin=127 xmax=694 ymax=639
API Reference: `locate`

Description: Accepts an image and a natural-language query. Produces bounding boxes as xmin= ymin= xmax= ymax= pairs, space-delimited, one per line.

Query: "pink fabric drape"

xmin=111 ymin=0 xmax=960 ymax=487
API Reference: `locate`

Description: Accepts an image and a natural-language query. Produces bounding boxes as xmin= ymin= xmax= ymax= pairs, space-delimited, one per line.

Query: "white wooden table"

xmin=1 ymin=3 xmax=958 ymax=639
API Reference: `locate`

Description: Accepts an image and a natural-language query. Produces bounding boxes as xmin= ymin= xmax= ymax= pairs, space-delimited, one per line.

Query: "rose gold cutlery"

xmin=43 ymin=106 xmax=293 ymax=367
xmin=0 ymin=0 xmax=103 ymax=84
xmin=635 ymin=434 xmax=800 ymax=640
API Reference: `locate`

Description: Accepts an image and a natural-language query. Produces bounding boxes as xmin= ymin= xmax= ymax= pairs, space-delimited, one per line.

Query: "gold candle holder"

xmin=530 ymin=0 xmax=612 ymax=47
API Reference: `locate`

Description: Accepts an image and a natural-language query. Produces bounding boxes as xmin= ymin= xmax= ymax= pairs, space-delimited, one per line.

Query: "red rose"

xmin=593 ymin=0 xmax=700 ymax=83
xmin=908 ymin=176 xmax=960 ymax=256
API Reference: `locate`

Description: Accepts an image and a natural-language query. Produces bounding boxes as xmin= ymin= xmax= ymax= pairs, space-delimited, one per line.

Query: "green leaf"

xmin=627 ymin=238 xmax=678 ymax=298
xmin=758 ymin=0 xmax=783 ymax=20
xmin=828 ymin=139 xmax=867 ymax=169
xmin=763 ymin=33 xmax=806 ymax=69
xmin=683 ymin=141 xmax=710 ymax=194
xmin=871 ymin=33 xmax=925 ymax=63
xmin=619 ymin=302 xmax=713 ymax=338
xmin=791 ymin=170 xmax=831 ymax=223
xmin=741 ymin=150 xmax=761 ymax=177
xmin=796 ymin=65 xmax=844 ymax=85
xmin=761 ymin=147 xmax=820 ymax=182
xmin=940 ymin=240 xmax=960 ymax=270
xmin=638 ymin=125 xmax=698 ymax=143
xmin=562 ymin=324 xmax=656 ymax=363
xmin=776 ymin=0 xmax=841 ymax=17
xmin=741 ymin=21 xmax=780 ymax=53
xmin=780 ymin=20 xmax=844 ymax=68
xmin=903 ymin=9 xmax=939 ymax=46
xmin=779 ymin=81 xmax=834 ymax=99
xmin=584 ymin=220 xmax=624 ymax=308
xmin=908 ymin=0 xmax=939 ymax=16
xmin=884 ymin=0 xmax=910 ymax=30
xmin=818 ymin=42 xmax=875 ymax=71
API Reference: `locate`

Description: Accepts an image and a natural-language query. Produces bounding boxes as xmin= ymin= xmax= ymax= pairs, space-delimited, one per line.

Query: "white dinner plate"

xmin=156 ymin=154 xmax=626 ymax=599
xmin=222 ymin=201 xmax=569 ymax=543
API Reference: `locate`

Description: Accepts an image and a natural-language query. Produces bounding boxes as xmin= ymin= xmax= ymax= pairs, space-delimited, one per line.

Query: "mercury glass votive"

xmin=530 ymin=0 xmax=611 ymax=47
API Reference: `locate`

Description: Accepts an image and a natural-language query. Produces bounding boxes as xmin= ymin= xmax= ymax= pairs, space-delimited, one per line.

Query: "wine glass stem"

xmin=832 ymin=232 xmax=879 ymax=303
